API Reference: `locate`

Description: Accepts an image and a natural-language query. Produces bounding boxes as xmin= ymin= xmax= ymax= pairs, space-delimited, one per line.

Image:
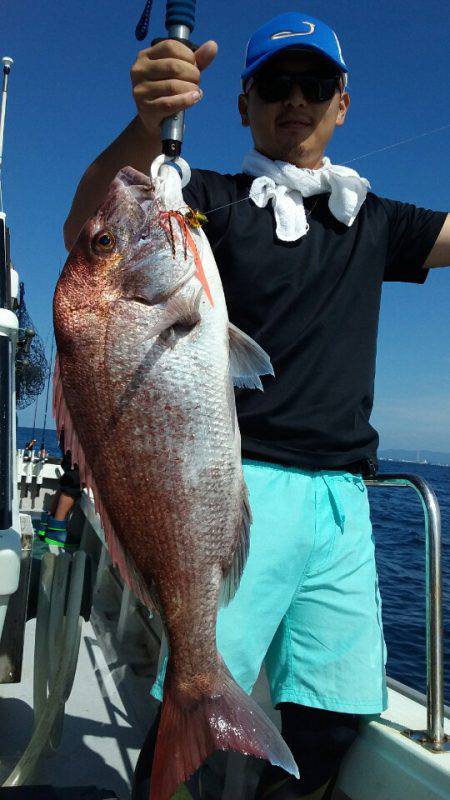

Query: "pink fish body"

xmin=54 ymin=166 xmax=298 ymax=799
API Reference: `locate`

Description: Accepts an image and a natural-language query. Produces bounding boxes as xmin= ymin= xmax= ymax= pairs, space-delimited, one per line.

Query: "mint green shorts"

xmin=151 ymin=459 xmax=388 ymax=715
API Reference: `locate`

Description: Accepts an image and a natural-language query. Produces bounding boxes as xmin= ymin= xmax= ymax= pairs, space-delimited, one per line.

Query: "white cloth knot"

xmin=242 ymin=149 xmax=371 ymax=242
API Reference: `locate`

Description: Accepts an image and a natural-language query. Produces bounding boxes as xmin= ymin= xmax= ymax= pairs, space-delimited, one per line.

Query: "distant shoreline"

xmin=379 ymin=457 xmax=449 ymax=468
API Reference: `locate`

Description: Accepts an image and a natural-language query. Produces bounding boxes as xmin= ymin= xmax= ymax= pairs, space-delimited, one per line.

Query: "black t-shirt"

xmin=182 ymin=170 xmax=446 ymax=473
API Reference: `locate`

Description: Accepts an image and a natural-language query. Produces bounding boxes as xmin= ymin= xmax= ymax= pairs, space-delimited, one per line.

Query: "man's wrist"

xmin=132 ymin=113 xmax=161 ymax=146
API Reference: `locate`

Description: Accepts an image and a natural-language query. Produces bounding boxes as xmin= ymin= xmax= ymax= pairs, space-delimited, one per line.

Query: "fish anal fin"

xmin=220 ymin=482 xmax=251 ymax=607
xmin=228 ymin=322 xmax=274 ymax=391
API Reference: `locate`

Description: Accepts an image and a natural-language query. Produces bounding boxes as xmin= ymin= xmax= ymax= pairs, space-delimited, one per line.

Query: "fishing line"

xmin=343 ymin=123 xmax=450 ymax=165
xmin=204 ymin=193 xmax=327 ymax=216
xmin=204 ymin=123 xmax=450 ymax=217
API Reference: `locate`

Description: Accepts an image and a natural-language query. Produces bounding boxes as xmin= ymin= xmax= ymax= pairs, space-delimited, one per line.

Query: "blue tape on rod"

xmin=165 ymin=0 xmax=197 ymax=32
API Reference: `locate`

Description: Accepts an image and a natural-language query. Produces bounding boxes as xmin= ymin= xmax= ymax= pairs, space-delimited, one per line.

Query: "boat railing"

xmin=365 ymin=473 xmax=447 ymax=752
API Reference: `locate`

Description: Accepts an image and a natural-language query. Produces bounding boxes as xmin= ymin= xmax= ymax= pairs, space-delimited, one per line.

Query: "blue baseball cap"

xmin=242 ymin=12 xmax=348 ymax=82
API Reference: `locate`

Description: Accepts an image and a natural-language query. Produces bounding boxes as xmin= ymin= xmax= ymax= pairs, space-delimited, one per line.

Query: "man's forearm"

xmin=63 ymin=115 xmax=161 ymax=251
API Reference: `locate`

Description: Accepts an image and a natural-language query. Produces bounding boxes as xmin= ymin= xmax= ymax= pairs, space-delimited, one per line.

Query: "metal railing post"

xmin=365 ymin=473 xmax=445 ymax=750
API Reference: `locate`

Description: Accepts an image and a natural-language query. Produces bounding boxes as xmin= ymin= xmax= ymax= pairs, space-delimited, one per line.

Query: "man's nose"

xmin=284 ymin=82 xmax=307 ymax=107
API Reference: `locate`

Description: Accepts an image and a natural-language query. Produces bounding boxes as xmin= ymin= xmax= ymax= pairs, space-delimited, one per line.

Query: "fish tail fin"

xmin=150 ymin=662 xmax=299 ymax=800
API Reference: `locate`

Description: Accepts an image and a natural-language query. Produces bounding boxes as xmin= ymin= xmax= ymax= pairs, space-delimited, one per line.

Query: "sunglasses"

xmin=248 ymin=71 xmax=343 ymax=104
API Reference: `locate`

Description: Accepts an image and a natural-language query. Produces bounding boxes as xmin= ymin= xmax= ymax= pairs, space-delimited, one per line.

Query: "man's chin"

xmin=270 ymin=144 xmax=313 ymax=167
xmin=255 ymin=136 xmax=323 ymax=167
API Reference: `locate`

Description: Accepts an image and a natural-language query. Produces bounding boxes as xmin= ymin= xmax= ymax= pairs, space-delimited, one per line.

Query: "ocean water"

xmin=18 ymin=426 xmax=60 ymax=456
xmin=17 ymin=427 xmax=450 ymax=704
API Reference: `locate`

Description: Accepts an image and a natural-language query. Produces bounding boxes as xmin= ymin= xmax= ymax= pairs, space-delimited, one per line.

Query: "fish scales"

xmin=53 ymin=166 xmax=298 ymax=799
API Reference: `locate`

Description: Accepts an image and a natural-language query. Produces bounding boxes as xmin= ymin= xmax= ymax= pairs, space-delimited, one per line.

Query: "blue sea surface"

xmin=17 ymin=427 xmax=450 ymax=704
xmin=18 ymin=426 xmax=60 ymax=456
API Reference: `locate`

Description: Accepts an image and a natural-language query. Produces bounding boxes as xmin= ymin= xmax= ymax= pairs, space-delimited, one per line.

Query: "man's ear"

xmin=238 ymin=93 xmax=250 ymax=127
xmin=336 ymin=91 xmax=350 ymax=127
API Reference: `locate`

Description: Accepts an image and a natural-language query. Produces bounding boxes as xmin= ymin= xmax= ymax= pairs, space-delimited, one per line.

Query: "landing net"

xmin=15 ymin=281 xmax=49 ymax=409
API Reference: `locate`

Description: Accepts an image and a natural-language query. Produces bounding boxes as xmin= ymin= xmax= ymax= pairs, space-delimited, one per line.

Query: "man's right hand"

xmin=64 ymin=39 xmax=217 ymax=251
xmin=130 ymin=39 xmax=218 ymax=135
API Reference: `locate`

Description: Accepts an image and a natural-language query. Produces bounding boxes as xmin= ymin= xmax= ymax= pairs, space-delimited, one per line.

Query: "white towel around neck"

xmin=242 ymin=149 xmax=371 ymax=242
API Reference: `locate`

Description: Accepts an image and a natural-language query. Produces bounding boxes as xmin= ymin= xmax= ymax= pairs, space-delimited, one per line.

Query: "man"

xmin=64 ymin=12 xmax=450 ymax=800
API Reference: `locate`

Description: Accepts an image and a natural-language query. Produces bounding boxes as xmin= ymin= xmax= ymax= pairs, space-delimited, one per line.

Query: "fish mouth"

xmin=99 ymin=167 xmax=157 ymax=241
xmin=117 ymin=165 xmax=154 ymax=193
xmin=116 ymin=166 xmax=157 ymax=225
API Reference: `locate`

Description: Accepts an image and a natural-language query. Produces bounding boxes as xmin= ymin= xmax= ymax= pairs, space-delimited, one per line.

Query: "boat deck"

xmin=2 ymin=600 xmax=449 ymax=799
xmin=0 ymin=606 xmax=154 ymax=794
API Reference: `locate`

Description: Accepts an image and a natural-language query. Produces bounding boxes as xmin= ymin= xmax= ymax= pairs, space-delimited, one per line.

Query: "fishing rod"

xmin=30 ymin=324 xmax=52 ymax=445
xmin=136 ymin=0 xmax=197 ymax=161
xmin=30 ymin=395 xmax=39 ymax=447
xmin=39 ymin=335 xmax=55 ymax=460
xmin=0 ymin=57 xmax=13 ymax=213
xmin=0 ymin=56 xmax=16 ymax=530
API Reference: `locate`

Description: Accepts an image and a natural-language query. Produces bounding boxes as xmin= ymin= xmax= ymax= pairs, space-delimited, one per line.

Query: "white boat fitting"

xmin=0 ymin=209 xmax=21 ymax=653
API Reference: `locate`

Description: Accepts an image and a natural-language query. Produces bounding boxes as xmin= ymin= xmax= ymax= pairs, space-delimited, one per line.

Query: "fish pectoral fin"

xmin=143 ymin=287 xmax=202 ymax=341
xmin=166 ymin=285 xmax=202 ymax=328
xmin=228 ymin=322 xmax=275 ymax=391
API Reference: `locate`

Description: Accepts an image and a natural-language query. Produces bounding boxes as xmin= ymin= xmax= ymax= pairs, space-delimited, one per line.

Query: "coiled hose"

xmin=2 ymin=549 xmax=86 ymax=786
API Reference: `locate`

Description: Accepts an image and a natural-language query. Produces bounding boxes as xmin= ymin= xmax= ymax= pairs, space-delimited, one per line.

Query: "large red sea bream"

xmin=53 ymin=163 xmax=298 ymax=799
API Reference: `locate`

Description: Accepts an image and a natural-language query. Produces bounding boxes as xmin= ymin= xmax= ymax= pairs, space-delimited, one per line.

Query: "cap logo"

xmin=271 ymin=22 xmax=316 ymax=39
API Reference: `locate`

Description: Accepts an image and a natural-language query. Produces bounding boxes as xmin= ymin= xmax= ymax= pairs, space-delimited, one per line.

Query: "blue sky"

xmin=3 ymin=0 xmax=449 ymax=450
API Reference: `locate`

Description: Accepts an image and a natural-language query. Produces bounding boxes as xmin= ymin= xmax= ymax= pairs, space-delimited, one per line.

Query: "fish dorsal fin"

xmin=220 ymin=482 xmax=251 ymax=606
xmin=228 ymin=322 xmax=274 ymax=391
xmin=53 ymin=354 xmax=157 ymax=612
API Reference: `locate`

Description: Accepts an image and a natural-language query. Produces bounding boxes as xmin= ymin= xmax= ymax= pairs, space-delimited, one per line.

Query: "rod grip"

xmin=165 ymin=0 xmax=197 ymax=32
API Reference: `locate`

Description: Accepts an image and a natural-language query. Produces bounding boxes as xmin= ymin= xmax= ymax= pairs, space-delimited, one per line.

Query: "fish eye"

xmin=92 ymin=230 xmax=116 ymax=254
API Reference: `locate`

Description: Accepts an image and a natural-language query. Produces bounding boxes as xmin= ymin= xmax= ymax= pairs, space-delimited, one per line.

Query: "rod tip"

xmin=2 ymin=57 xmax=14 ymax=69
